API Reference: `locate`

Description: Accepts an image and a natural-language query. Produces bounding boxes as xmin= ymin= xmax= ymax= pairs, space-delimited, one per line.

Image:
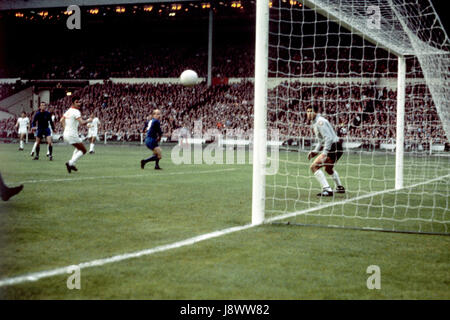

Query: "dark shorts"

xmin=328 ymin=141 xmax=343 ymax=163
xmin=145 ymin=137 xmax=158 ymax=150
xmin=36 ymin=128 xmax=51 ymax=139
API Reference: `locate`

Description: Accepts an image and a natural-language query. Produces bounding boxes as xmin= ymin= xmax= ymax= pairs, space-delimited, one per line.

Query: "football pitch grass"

xmin=0 ymin=143 xmax=448 ymax=299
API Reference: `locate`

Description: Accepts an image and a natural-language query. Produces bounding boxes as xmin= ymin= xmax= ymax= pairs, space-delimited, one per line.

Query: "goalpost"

xmin=253 ymin=0 xmax=450 ymax=234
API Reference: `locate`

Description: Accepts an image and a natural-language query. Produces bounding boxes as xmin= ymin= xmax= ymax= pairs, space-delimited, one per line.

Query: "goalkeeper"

xmin=306 ymin=105 xmax=345 ymax=197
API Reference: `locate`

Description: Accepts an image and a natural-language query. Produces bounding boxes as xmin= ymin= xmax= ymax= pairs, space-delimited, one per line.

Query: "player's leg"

xmin=0 ymin=172 xmax=23 ymax=201
xmin=141 ymin=149 xmax=159 ymax=169
xmin=30 ymin=134 xmax=37 ymax=156
xmin=310 ymin=154 xmax=333 ymax=196
xmin=141 ymin=149 xmax=162 ymax=169
xmin=324 ymin=141 xmax=345 ymax=193
xmin=19 ymin=133 xmax=25 ymax=150
xmin=323 ymin=160 xmax=345 ymax=193
xmin=65 ymin=143 xmax=87 ymax=173
xmin=33 ymin=136 xmax=41 ymax=160
xmin=153 ymin=147 xmax=162 ymax=169
xmin=46 ymin=135 xmax=53 ymax=160
xmin=89 ymin=136 xmax=95 ymax=154
xmin=141 ymin=138 xmax=161 ymax=169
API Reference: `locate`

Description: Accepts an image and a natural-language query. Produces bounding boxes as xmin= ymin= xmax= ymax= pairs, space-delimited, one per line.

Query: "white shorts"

xmin=18 ymin=129 xmax=27 ymax=135
xmin=87 ymin=131 xmax=98 ymax=139
xmin=64 ymin=134 xmax=82 ymax=145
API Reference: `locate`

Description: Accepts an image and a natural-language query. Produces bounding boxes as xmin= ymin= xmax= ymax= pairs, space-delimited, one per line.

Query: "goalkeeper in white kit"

xmin=306 ymin=105 xmax=345 ymax=197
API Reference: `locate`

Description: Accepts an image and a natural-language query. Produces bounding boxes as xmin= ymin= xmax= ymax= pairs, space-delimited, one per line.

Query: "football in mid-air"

xmin=180 ymin=69 xmax=198 ymax=87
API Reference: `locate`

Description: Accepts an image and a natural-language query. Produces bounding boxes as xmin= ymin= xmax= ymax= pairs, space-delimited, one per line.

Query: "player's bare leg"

xmin=310 ymin=154 xmax=333 ymax=196
xmin=19 ymin=133 xmax=25 ymax=151
xmin=141 ymin=147 xmax=162 ymax=170
xmin=89 ymin=136 xmax=96 ymax=154
xmin=153 ymin=147 xmax=162 ymax=169
xmin=46 ymin=136 xmax=53 ymax=160
xmin=323 ymin=159 xmax=345 ymax=194
xmin=65 ymin=143 xmax=87 ymax=173
xmin=33 ymin=137 xmax=41 ymax=160
xmin=30 ymin=139 xmax=37 ymax=156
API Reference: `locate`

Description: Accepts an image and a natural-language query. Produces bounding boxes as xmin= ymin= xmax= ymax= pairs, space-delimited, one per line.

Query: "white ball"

xmin=180 ymin=70 xmax=198 ymax=87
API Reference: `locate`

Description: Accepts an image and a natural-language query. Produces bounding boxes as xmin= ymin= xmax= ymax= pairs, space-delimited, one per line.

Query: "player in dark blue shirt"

xmin=31 ymin=102 xmax=55 ymax=161
xmin=141 ymin=109 xmax=163 ymax=170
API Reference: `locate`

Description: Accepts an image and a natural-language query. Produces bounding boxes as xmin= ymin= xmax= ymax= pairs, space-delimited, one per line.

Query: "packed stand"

xmin=0 ymin=82 xmax=447 ymax=150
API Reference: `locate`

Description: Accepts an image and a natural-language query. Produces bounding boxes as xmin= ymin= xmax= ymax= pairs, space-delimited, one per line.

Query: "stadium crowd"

xmin=0 ymin=82 xmax=28 ymax=101
xmin=0 ymin=82 xmax=447 ymax=150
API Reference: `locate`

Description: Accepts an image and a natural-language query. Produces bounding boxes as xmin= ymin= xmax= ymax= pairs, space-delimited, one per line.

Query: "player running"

xmin=30 ymin=102 xmax=55 ymax=161
xmin=46 ymin=108 xmax=57 ymax=158
xmin=87 ymin=111 xmax=100 ymax=154
xmin=15 ymin=111 xmax=30 ymax=151
xmin=306 ymin=105 xmax=345 ymax=197
xmin=60 ymin=96 xmax=92 ymax=173
xmin=179 ymin=124 xmax=189 ymax=148
xmin=141 ymin=109 xmax=163 ymax=170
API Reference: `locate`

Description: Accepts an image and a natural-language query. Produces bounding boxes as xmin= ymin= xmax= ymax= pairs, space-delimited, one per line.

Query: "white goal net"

xmin=255 ymin=0 xmax=450 ymax=234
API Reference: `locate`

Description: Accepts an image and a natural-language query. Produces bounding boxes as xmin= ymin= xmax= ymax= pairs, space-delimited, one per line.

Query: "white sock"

xmin=20 ymin=140 xmax=24 ymax=149
xmin=314 ymin=170 xmax=331 ymax=191
xmin=47 ymin=146 xmax=50 ymax=155
xmin=69 ymin=150 xmax=84 ymax=166
xmin=31 ymin=142 xmax=37 ymax=153
xmin=90 ymin=143 xmax=94 ymax=152
xmin=331 ymin=170 xmax=342 ymax=187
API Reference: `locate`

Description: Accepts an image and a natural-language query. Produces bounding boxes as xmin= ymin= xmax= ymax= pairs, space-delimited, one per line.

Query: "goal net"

xmin=254 ymin=0 xmax=450 ymax=234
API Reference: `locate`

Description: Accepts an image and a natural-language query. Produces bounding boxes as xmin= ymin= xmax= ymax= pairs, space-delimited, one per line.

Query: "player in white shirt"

xmin=179 ymin=124 xmax=189 ymax=148
xmin=86 ymin=112 xmax=100 ymax=154
xmin=307 ymin=105 xmax=345 ymax=197
xmin=15 ymin=111 xmax=30 ymax=151
xmin=47 ymin=112 xmax=57 ymax=157
xmin=60 ymin=96 xmax=92 ymax=173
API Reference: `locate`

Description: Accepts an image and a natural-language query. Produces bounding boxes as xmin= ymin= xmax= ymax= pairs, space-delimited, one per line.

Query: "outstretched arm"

xmin=77 ymin=117 xmax=92 ymax=126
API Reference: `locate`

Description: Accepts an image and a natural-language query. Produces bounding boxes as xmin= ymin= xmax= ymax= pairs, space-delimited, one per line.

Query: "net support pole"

xmin=252 ymin=0 xmax=269 ymax=226
xmin=207 ymin=8 xmax=213 ymax=87
xmin=395 ymin=56 xmax=406 ymax=190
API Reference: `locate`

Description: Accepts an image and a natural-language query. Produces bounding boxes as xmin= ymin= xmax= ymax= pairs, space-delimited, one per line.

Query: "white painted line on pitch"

xmin=18 ymin=168 xmax=237 ymax=184
xmin=0 ymin=224 xmax=254 ymax=288
xmin=0 ymin=173 xmax=448 ymax=288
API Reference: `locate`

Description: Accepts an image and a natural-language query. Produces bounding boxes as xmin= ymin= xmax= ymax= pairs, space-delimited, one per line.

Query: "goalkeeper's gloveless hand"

xmin=308 ymin=152 xmax=318 ymax=160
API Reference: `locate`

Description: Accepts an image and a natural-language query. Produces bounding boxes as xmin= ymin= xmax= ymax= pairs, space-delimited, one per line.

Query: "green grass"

xmin=0 ymin=143 xmax=449 ymax=299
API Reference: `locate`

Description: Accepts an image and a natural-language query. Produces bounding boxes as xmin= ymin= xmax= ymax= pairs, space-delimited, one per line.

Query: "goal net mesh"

xmin=265 ymin=0 xmax=449 ymax=234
